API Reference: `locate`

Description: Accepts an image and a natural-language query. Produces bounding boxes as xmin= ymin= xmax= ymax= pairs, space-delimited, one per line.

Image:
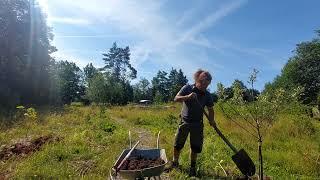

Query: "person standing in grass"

xmin=165 ymin=69 xmax=216 ymax=177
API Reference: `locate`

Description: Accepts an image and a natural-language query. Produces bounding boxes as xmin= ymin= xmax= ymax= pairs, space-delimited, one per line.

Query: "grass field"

xmin=0 ymin=103 xmax=319 ymax=179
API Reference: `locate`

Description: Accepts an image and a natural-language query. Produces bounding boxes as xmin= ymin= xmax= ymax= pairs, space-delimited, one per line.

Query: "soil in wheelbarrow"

xmin=119 ymin=155 xmax=165 ymax=170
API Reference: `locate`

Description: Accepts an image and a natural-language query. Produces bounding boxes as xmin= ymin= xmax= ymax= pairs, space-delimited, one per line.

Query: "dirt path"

xmin=110 ymin=116 xmax=157 ymax=149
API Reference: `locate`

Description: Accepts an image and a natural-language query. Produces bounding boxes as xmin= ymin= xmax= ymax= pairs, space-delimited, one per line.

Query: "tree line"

xmin=1 ymin=0 xmax=319 ymax=111
xmin=0 ymin=0 xmax=188 ymax=109
xmin=214 ymin=30 xmax=320 ymax=110
xmin=83 ymin=43 xmax=189 ymax=105
xmin=263 ymin=30 xmax=320 ymax=105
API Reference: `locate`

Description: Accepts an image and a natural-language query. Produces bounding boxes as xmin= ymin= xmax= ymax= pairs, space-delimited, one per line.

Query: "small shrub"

xmin=15 ymin=106 xmax=38 ymax=122
xmin=99 ymin=122 xmax=116 ymax=133
xmin=70 ymin=102 xmax=84 ymax=107
xmin=99 ymin=107 xmax=107 ymax=119
xmin=293 ymin=116 xmax=316 ymax=136
xmin=131 ymin=117 xmax=151 ymax=125
xmin=24 ymin=108 xmax=37 ymax=121
xmin=164 ymin=114 xmax=178 ymax=125
xmin=85 ymin=114 xmax=91 ymax=123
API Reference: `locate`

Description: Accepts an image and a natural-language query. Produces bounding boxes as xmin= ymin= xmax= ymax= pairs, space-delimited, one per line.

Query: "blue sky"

xmin=39 ymin=0 xmax=320 ymax=91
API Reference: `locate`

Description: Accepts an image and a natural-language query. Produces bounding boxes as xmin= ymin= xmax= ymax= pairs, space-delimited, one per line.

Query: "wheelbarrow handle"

xmin=115 ymin=140 xmax=140 ymax=172
xmin=129 ymin=130 xmax=132 ymax=148
xmin=157 ymin=131 xmax=161 ymax=149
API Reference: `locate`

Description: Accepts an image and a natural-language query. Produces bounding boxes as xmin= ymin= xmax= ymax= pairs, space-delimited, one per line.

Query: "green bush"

xmin=99 ymin=122 xmax=116 ymax=133
xmin=131 ymin=117 xmax=151 ymax=125
xmin=70 ymin=102 xmax=84 ymax=107
xmin=164 ymin=114 xmax=178 ymax=125
xmin=24 ymin=108 xmax=38 ymax=121
xmin=15 ymin=106 xmax=38 ymax=122
xmin=293 ymin=115 xmax=316 ymax=136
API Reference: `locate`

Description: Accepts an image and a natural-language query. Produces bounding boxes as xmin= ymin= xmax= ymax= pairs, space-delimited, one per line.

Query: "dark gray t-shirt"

xmin=178 ymin=84 xmax=214 ymax=124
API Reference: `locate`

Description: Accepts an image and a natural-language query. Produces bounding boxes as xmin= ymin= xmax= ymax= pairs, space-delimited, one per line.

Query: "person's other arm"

xmin=207 ymin=106 xmax=216 ymax=127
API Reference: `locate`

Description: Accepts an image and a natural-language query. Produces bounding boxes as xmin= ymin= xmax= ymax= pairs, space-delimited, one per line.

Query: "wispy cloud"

xmin=178 ymin=0 xmax=248 ymax=45
xmin=48 ymin=17 xmax=91 ymax=25
xmin=52 ymin=51 xmax=90 ymax=67
xmin=44 ymin=0 xmax=248 ymax=79
xmin=37 ymin=0 xmax=49 ymax=13
xmin=52 ymin=50 xmax=107 ymax=68
xmin=176 ymin=2 xmax=204 ymax=28
xmin=208 ymin=38 xmax=271 ymax=58
xmin=54 ymin=35 xmax=124 ymax=38
xmin=55 ymin=49 xmax=104 ymax=54
xmin=130 ymin=44 xmax=152 ymax=67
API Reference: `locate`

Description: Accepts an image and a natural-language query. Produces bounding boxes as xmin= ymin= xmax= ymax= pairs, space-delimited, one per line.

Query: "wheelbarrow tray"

xmin=112 ymin=148 xmax=168 ymax=179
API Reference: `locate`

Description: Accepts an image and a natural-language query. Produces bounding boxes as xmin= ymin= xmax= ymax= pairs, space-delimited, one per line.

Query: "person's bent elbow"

xmin=174 ymin=95 xmax=185 ymax=102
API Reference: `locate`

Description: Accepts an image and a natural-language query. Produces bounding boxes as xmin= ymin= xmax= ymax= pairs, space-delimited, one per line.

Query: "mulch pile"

xmin=0 ymin=135 xmax=60 ymax=161
xmin=120 ymin=156 xmax=165 ymax=170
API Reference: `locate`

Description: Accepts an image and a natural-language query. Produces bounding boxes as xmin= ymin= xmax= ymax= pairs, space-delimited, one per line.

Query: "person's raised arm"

xmin=174 ymin=85 xmax=196 ymax=102
xmin=174 ymin=92 xmax=196 ymax=102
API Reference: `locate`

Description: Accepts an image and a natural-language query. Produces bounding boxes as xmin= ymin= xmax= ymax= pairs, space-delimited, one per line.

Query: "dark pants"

xmin=174 ymin=121 xmax=204 ymax=153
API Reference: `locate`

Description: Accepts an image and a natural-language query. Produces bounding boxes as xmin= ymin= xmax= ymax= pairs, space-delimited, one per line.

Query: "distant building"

xmin=139 ymin=100 xmax=152 ymax=105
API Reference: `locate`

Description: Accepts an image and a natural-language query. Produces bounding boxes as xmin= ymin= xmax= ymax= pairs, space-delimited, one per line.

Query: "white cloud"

xmin=208 ymin=38 xmax=271 ymax=57
xmin=177 ymin=0 xmax=248 ymax=45
xmin=44 ymin=0 xmax=247 ymax=75
xmin=130 ymin=43 xmax=152 ymax=67
xmin=52 ymin=51 xmax=92 ymax=68
xmin=37 ymin=0 xmax=49 ymax=13
xmin=54 ymin=35 xmax=124 ymax=38
xmin=48 ymin=17 xmax=91 ymax=25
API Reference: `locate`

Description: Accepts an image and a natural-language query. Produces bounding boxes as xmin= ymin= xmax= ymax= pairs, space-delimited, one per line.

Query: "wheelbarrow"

xmin=110 ymin=131 xmax=168 ymax=180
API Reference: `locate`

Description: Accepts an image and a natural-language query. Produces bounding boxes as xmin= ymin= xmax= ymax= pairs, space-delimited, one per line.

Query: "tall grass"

xmin=1 ymin=105 xmax=129 ymax=179
xmin=110 ymin=103 xmax=320 ymax=179
xmin=0 ymin=102 xmax=319 ymax=178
